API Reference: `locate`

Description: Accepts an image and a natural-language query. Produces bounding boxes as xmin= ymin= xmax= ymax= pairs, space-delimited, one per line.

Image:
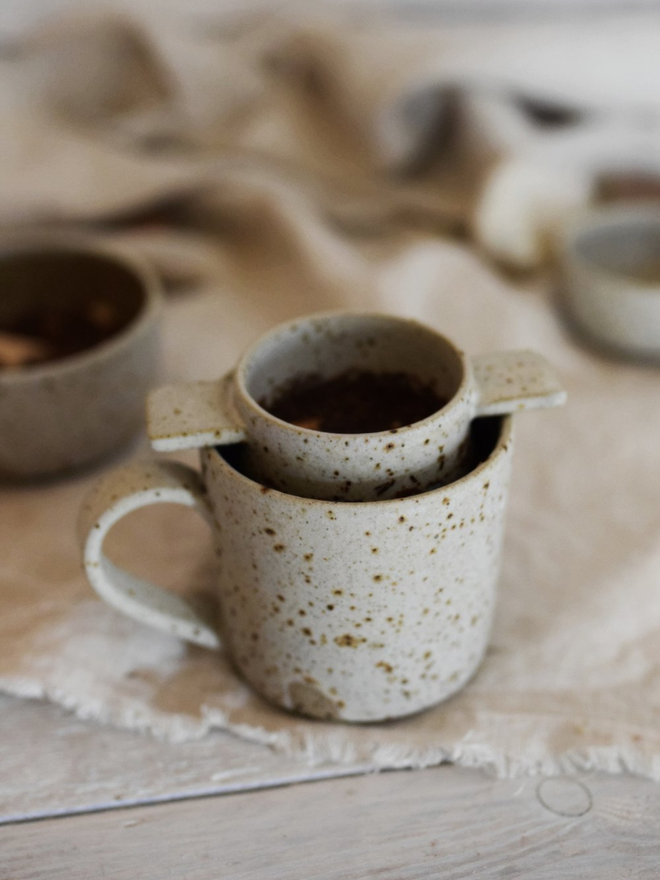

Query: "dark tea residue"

xmin=0 ymin=301 xmax=124 ymax=369
xmin=263 ymin=369 xmax=446 ymax=434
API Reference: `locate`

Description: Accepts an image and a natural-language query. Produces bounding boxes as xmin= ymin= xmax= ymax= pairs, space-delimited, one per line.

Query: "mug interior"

xmin=240 ymin=313 xmax=465 ymax=419
xmin=219 ymin=415 xmax=504 ymax=499
xmin=0 ymin=248 xmax=147 ymax=367
xmin=574 ymin=216 xmax=660 ymax=286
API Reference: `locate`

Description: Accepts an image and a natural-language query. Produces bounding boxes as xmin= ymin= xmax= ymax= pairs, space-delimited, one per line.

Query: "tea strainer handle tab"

xmin=471 ymin=349 xmax=567 ymax=417
xmin=147 ymin=373 xmax=247 ymax=452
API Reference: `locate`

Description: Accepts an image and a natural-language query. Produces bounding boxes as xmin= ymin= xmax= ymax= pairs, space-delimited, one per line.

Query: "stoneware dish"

xmin=0 ymin=235 xmax=161 ymax=480
xmin=79 ymin=416 xmax=513 ymax=723
xmin=147 ymin=312 xmax=564 ymax=501
xmin=558 ymin=203 xmax=660 ymax=359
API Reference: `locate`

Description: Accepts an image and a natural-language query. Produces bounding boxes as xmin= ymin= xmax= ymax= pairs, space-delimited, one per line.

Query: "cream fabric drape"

xmin=1 ymin=9 xmax=660 ymax=777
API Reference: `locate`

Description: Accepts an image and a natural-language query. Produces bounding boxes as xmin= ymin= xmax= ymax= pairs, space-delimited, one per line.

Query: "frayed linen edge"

xmin=2 ymin=678 xmax=659 ymax=782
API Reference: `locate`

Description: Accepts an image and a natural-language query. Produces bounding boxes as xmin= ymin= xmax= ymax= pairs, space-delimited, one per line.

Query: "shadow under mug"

xmin=79 ymin=416 xmax=513 ymax=723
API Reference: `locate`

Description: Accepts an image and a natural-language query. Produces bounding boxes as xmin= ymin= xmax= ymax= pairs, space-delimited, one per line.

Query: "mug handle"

xmin=147 ymin=373 xmax=247 ymax=452
xmin=78 ymin=460 xmax=221 ymax=649
xmin=471 ymin=349 xmax=566 ymax=416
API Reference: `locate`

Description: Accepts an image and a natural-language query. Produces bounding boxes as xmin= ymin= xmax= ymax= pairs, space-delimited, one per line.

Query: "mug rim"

xmin=558 ymin=202 xmax=660 ymax=293
xmin=233 ymin=310 xmax=472 ymax=440
xmin=207 ymin=414 xmax=513 ymax=507
xmin=0 ymin=234 xmax=161 ymax=385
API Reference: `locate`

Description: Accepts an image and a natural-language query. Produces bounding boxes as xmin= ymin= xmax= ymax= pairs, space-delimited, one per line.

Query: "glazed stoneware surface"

xmin=0 ymin=239 xmax=161 ymax=480
xmin=148 ymin=312 xmax=561 ymax=501
xmin=559 ymin=204 xmax=660 ymax=359
xmin=79 ymin=416 xmax=514 ymax=723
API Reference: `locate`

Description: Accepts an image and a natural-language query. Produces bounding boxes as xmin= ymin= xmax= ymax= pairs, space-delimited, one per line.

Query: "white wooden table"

xmin=1 ymin=692 xmax=658 ymax=878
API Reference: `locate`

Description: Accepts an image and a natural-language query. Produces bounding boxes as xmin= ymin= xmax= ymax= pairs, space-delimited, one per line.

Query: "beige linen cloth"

xmin=1 ymin=8 xmax=660 ymax=778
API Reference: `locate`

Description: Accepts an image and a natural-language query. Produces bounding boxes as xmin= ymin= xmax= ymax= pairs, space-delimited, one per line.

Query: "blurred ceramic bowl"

xmin=0 ymin=235 xmax=161 ymax=480
xmin=558 ymin=203 xmax=660 ymax=359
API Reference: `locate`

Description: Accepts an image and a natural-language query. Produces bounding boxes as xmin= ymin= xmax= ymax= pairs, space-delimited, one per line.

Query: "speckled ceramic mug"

xmin=79 ymin=416 xmax=513 ymax=722
xmin=147 ymin=312 xmax=562 ymax=501
xmin=0 ymin=236 xmax=161 ymax=480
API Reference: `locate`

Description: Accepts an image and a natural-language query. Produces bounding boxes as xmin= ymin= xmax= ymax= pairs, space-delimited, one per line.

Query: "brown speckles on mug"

xmin=335 ymin=633 xmax=367 ymax=648
xmin=80 ymin=416 xmax=516 ymax=723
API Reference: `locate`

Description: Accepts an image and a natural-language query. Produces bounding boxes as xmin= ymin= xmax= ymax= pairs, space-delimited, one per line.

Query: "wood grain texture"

xmin=3 ymin=766 xmax=658 ymax=879
xmin=0 ymin=694 xmax=371 ymax=823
